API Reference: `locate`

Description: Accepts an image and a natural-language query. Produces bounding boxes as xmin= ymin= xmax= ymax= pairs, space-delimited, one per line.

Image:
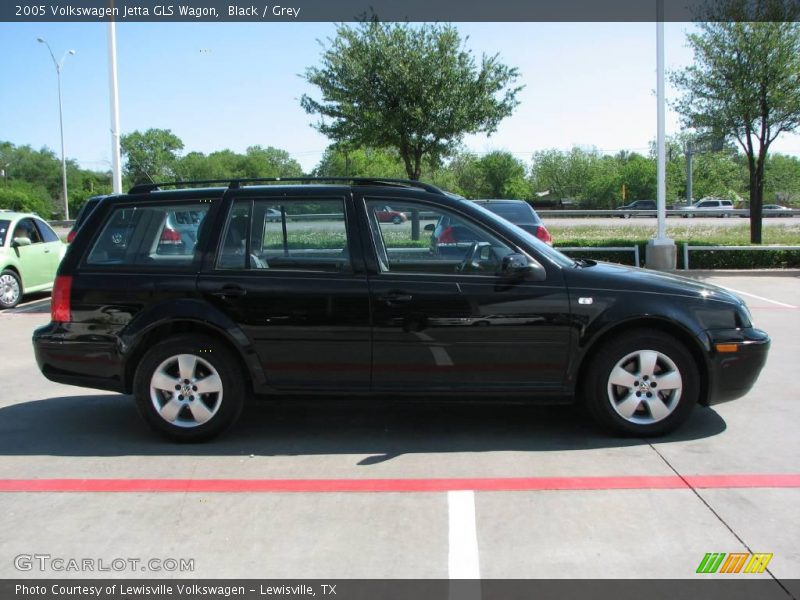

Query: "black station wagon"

xmin=33 ymin=178 xmax=770 ymax=441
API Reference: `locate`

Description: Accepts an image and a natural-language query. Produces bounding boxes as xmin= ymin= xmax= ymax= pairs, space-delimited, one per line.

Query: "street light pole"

xmin=37 ymin=38 xmax=75 ymax=220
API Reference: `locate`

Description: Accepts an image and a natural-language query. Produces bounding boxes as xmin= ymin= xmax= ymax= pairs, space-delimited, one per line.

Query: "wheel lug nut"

xmin=192 ymin=386 xmax=197 ymax=391
xmin=178 ymin=395 xmax=184 ymax=400
xmin=636 ymin=392 xmax=641 ymax=397
xmin=651 ymin=382 xmax=657 ymax=388
xmin=184 ymin=379 xmax=190 ymax=384
xmin=646 ymin=392 xmax=652 ymax=398
xmin=634 ymin=381 xmax=639 ymax=386
xmin=175 ymin=385 xmax=181 ymax=390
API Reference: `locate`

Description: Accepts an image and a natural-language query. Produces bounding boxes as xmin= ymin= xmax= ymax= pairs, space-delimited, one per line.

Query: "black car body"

xmin=33 ymin=178 xmax=770 ymax=441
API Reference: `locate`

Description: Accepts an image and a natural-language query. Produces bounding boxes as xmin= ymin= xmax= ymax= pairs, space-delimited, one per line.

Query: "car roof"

xmin=0 ymin=211 xmax=43 ymax=220
xmin=473 ymin=199 xmax=529 ymax=204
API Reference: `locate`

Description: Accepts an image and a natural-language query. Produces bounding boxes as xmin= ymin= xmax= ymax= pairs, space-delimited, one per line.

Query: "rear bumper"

xmin=703 ymin=327 xmax=770 ymax=405
xmin=32 ymin=322 xmax=126 ymax=393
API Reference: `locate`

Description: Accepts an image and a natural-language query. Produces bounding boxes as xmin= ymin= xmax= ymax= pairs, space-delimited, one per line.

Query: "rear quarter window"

xmin=85 ymin=202 xmax=211 ymax=268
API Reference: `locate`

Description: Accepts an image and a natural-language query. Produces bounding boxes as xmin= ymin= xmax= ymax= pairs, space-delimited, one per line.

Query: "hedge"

xmin=554 ymin=239 xmax=800 ymax=269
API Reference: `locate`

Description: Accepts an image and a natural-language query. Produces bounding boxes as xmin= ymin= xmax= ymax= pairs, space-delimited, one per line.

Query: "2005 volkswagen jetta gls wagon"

xmin=33 ymin=178 xmax=770 ymax=442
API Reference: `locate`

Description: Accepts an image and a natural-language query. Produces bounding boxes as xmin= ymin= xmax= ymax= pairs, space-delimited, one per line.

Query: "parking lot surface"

xmin=0 ymin=273 xmax=798 ymax=585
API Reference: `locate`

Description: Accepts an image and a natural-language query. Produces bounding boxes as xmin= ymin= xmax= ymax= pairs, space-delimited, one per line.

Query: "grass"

xmin=549 ymin=222 xmax=800 ymax=246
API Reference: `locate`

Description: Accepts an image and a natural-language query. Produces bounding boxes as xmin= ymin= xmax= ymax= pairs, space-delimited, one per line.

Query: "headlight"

xmin=736 ymin=303 xmax=753 ymax=328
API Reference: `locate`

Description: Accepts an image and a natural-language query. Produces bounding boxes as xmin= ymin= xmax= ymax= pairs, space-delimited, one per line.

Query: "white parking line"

xmin=448 ymin=490 xmax=481 ymax=579
xmin=717 ymin=285 xmax=797 ymax=309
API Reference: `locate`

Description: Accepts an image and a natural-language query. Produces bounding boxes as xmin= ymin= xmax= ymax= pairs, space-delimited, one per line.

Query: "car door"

xmin=11 ymin=218 xmax=50 ymax=289
xmin=359 ymin=194 xmax=572 ymax=393
xmin=32 ymin=218 xmax=65 ymax=283
xmin=197 ymin=188 xmax=371 ymax=390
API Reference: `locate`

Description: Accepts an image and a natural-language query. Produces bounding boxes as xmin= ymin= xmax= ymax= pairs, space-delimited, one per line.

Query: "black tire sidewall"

xmin=0 ymin=269 xmax=22 ymax=309
xmin=133 ymin=334 xmax=245 ymax=442
xmin=584 ymin=331 xmax=699 ymax=436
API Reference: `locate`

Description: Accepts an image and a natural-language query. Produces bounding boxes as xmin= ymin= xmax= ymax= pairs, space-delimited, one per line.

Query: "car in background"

xmin=0 ymin=211 xmax=66 ymax=309
xmin=615 ymin=199 xmax=656 ymax=218
xmin=763 ymin=204 xmax=794 ymax=218
xmin=682 ymin=198 xmax=734 ymax=218
xmin=265 ymin=208 xmax=282 ymax=222
xmin=473 ymin=199 xmax=552 ymax=245
xmin=375 ymin=206 xmax=408 ymax=224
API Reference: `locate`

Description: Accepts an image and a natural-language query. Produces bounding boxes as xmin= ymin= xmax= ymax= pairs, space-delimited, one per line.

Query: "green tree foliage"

xmin=0 ymin=140 xmax=111 ymax=218
xmin=301 ymin=21 xmax=522 ymax=180
xmin=177 ymin=146 xmax=303 ymax=181
xmin=312 ymin=146 xmax=407 ymax=179
xmin=475 ymin=151 xmax=530 ymax=199
xmin=121 ymin=128 xmax=184 ymax=184
xmin=765 ymin=154 xmax=800 ymax=204
xmin=671 ymin=18 xmax=800 ymax=242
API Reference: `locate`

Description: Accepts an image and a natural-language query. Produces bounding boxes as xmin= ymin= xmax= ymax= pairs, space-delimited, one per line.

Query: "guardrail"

xmin=557 ymin=245 xmax=641 ymax=266
xmin=536 ymin=208 xmax=797 ymax=218
xmin=682 ymin=244 xmax=800 ymax=270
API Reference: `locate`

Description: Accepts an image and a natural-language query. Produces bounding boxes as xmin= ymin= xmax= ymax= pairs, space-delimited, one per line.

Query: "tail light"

xmin=160 ymin=227 xmax=181 ymax=245
xmin=536 ymin=226 xmax=553 ymax=246
xmin=66 ymin=229 xmax=77 ymax=244
xmin=51 ymin=275 xmax=72 ymax=323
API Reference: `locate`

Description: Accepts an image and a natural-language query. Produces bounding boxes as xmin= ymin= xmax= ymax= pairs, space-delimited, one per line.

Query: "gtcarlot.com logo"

xmin=14 ymin=554 xmax=194 ymax=573
xmin=696 ymin=552 xmax=773 ymax=574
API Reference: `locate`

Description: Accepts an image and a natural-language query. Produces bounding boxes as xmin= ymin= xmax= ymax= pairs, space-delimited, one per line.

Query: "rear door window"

xmin=217 ymin=198 xmax=351 ymax=273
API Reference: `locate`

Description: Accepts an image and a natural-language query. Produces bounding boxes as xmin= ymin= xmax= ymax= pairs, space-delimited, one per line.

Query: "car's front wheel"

xmin=583 ymin=330 xmax=699 ymax=436
xmin=133 ymin=334 xmax=245 ymax=442
xmin=0 ymin=269 xmax=22 ymax=310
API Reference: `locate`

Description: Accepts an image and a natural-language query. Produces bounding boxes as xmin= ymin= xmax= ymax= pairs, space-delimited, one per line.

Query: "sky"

xmin=2 ymin=21 xmax=800 ymax=174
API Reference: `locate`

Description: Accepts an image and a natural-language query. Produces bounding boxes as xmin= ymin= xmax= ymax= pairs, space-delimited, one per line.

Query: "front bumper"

xmin=702 ymin=327 xmax=770 ymax=405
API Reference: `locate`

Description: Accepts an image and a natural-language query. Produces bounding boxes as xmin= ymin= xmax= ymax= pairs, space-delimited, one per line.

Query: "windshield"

xmin=0 ymin=220 xmax=9 ymax=247
xmin=477 ymin=202 xmax=540 ymax=225
xmin=466 ymin=202 xmax=575 ymax=268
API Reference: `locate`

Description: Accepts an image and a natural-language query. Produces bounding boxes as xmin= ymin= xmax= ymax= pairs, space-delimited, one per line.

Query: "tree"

xmin=671 ymin=18 xmax=800 ymax=242
xmin=313 ymin=145 xmax=406 ymax=179
xmin=121 ymin=129 xmax=184 ymax=185
xmin=476 ymin=151 xmax=530 ymax=199
xmin=301 ymin=21 xmax=522 ymax=180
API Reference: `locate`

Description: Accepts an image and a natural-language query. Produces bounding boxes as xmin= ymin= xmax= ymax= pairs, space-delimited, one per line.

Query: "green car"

xmin=0 ymin=211 xmax=67 ymax=309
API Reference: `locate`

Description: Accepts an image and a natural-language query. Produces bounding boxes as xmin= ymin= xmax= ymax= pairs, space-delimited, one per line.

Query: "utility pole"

xmin=645 ymin=0 xmax=677 ymax=270
xmin=37 ymin=38 xmax=75 ymax=219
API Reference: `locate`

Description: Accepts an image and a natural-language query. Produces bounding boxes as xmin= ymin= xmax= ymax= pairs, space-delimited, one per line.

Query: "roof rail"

xmin=127 ymin=177 xmax=445 ymax=196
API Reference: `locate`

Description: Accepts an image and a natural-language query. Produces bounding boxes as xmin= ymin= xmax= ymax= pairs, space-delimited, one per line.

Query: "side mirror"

xmin=423 ymin=223 xmax=435 ymax=232
xmin=501 ymin=253 xmax=546 ymax=281
xmin=12 ymin=237 xmax=32 ymax=247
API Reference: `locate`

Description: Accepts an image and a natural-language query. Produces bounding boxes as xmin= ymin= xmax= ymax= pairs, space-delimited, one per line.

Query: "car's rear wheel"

xmin=583 ymin=330 xmax=699 ymax=436
xmin=0 ymin=269 xmax=22 ymax=310
xmin=133 ymin=334 xmax=245 ymax=442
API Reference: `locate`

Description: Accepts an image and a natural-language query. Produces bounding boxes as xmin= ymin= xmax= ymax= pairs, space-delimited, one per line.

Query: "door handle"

xmin=379 ymin=292 xmax=413 ymax=304
xmin=210 ymin=285 xmax=247 ymax=298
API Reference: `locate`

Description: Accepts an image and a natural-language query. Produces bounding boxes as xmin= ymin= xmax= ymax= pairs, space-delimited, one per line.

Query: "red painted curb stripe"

xmin=0 ymin=474 xmax=798 ymax=493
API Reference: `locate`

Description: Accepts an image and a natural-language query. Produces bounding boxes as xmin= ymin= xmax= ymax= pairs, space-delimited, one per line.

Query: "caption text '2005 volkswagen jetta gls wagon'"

xmin=33 ymin=178 xmax=770 ymax=442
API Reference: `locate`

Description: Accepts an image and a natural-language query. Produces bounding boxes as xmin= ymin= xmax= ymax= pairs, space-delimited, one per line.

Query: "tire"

xmin=623 ymin=213 xmax=631 ymax=219
xmin=0 ymin=269 xmax=22 ymax=310
xmin=392 ymin=215 xmax=403 ymax=225
xmin=133 ymin=334 xmax=246 ymax=442
xmin=582 ymin=330 xmax=699 ymax=436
